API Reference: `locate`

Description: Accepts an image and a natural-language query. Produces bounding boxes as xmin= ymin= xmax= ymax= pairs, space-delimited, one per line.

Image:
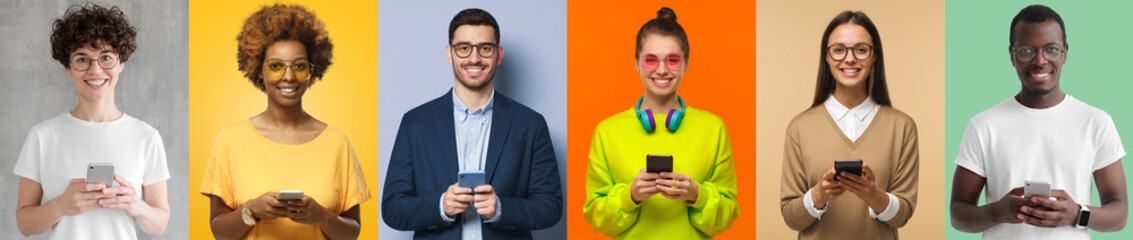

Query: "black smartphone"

xmin=646 ymin=154 xmax=673 ymax=173
xmin=833 ymin=159 xmax=863 ymax=181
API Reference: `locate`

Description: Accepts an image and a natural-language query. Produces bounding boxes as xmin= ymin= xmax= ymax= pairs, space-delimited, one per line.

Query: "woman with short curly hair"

xmin=199 ymin=4 xmax=369 ymax=240
xmin=14 ymin=3 xmax=171 ymax=239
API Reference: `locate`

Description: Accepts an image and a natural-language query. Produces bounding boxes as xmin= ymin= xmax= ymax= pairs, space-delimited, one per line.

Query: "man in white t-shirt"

xmin=950 ymin=5 xmax=1128 ymax=240
xmin=13 ymin=3 xmax=171 ymax=239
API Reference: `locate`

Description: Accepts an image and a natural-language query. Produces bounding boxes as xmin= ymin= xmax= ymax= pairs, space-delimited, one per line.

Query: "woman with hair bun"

xmin=583 ymin=7 xmax=740 ymax=239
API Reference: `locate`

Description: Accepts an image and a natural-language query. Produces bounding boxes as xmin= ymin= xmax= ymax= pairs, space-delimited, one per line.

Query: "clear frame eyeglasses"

xmin=69 ymin=53 xmax=119 ymax=71
xmin=1011 ymin=44 xmax=1065 ymax=62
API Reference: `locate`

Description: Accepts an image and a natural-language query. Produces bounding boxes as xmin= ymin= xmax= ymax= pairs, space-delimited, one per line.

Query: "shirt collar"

xmin=453 ymin=90 xmax=495 ymax=116
xmin=823 ymin=94 xmax=877 ymax=121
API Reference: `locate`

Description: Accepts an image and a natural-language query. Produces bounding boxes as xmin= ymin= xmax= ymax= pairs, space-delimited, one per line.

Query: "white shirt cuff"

xmin=482 ymin=198 xmax=503 ymax=223
xmin=868 ymin=193 xmax=900 ymax=221
xmin=439 ymin=192 xmax=456 ymax=222
xmin=803 ymin=188 xmax=827 ymax=219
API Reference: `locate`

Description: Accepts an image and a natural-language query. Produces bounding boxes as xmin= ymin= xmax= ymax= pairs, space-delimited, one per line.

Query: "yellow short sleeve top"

xmin=199 ymin=119 xmax=370 ymax=240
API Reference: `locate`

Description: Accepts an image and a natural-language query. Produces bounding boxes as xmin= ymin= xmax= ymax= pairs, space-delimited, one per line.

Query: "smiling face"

xmin=260 ymin=40 xmax=310 ymax=107
xmin=826 ymin=23 xmax=875 ymax=90
xmin=65 ymin=42 xmax=124 ymax=102
xmin=637 ymin=34 xmax=686 ymax=98
xmin=447 ymin=25 xmax=501 ymax=91
xmin=1011 ymin=19 xmax=1066 ymax=96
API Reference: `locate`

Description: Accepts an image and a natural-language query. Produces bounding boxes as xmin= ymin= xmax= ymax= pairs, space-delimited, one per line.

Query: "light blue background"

xmin=377 ymin=1 xmax=567 ymax=239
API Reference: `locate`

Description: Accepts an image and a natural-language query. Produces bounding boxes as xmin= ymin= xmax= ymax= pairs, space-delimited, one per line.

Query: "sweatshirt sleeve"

xmin=582 ymin=126 xmax=641 ymax=237
xmin=881 ymin=118 xmax=919 ymax=228
xmin=780 ymin=121 xmax=819 ymax=231
xmin=686 ymin=124 xmax=740 ymax=237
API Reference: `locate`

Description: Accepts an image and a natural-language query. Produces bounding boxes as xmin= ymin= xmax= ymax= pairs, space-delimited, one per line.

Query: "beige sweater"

xmin=779 ymin=106 xmax=920 ymax=240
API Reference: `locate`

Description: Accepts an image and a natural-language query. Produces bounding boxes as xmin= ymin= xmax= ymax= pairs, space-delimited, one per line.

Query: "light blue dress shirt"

xmin=438 ymin=91 xmax=502 ymax=240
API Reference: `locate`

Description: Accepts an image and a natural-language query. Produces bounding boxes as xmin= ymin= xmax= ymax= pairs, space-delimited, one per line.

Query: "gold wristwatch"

xmin=241 ymin=201 xmax=257 ymax=226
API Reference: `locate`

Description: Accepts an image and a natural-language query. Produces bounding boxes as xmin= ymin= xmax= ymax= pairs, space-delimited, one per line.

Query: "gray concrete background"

xmin=0 ymin=0 xmax=188 ymax=239
xmin=377 ymin=1 xmax=568 ymax=239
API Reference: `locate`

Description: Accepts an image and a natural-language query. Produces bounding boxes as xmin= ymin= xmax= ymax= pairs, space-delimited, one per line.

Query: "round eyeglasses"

xmin=262 ymin=59 xmax=314 ymax=82
xmin=1011 ymin=45 xmax=1064 ymax=62
xmin=69 ymin=53 xmax=120 ymax=71
xmin=826 ymin=43 xmax=874 ymax=61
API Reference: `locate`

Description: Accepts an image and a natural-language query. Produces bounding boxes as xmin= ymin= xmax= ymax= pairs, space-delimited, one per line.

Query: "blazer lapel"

xmin=435 ymin=91 xmax=460 ymax=184
xmin=484 ymin=92 xmax=512 ymax=183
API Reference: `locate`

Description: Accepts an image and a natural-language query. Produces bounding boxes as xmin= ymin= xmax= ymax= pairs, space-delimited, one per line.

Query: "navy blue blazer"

xmin=382 ymin=90 xmax=563 ymax=239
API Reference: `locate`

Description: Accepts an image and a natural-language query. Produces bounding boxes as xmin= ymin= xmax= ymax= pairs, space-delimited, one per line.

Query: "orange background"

xmin=566 ymin=1 xmax=756 ymax=239
xmin=755 ymin=0 xmax=945 ymax=239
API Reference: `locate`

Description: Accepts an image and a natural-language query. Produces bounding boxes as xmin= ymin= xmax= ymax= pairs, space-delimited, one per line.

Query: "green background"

xmin=945 ymin=0 xmax=1133 ymax=239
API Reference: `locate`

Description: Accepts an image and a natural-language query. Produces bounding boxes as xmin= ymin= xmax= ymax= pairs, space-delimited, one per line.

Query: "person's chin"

xmin=458 ymin=77 xmax=491 ymax=90
xmin=836 ymin=78 xmax=864 ymax=89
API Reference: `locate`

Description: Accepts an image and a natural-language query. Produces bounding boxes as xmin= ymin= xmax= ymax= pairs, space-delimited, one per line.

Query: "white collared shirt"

xmin=803 ymin=94 xmax=899 ymax=222
xmin=823 ymin=94 xmax=879 ymax=142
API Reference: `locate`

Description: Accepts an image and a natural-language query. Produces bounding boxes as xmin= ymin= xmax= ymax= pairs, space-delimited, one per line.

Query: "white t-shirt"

xmin=955 ymin=95 xmax=1125 ymax=240
xmin=13 ymin=113 xmax=171 ymax=240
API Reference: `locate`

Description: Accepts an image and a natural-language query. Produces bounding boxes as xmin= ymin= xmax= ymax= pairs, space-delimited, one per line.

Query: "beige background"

xmin=755 ymin=0 xmax=945 ymax=239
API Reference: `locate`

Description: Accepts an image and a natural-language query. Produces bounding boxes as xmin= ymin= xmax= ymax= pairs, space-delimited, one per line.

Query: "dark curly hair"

xmin=50 ymin=3 xmax=137 ymax=69
xmin=237 ymin=4 xmax=333 ymax=91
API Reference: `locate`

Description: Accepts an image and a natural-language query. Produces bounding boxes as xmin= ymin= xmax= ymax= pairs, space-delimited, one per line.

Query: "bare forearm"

xmin=951 ymin=201 xmax=1001 ymax=233
xmin=134 ymin=204 xmax=170 ymax=235
xmin=15 ymin=199 xmax=63 ymax=236
xmin=1087 ymin=199 xmax=1128 ymax=232
xmin=319 ymin=215 xmax=361 ymax=240
xmin=210 ymin=210 xmax=252 ymax=240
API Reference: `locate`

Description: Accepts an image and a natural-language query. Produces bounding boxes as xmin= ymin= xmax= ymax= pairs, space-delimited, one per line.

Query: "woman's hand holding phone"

xmin=837 ymin=164 xmax=889 ymax=212
xmin=630 ymin=168 xmax=662 ymax=203
xmin=248 ymin=192 xmax=289 ymax=221
xmin=282 ymin=195 xmax=333 ymax=225
xmin=51 ymin=178 xmax=110 ymax=216
xmin=811 ymin=168 xmax=845 ymax=209
xmin=98 ymin=174 xmax=147 ymax=216
xmin=656 ymin=172 xmax=700 ymax=204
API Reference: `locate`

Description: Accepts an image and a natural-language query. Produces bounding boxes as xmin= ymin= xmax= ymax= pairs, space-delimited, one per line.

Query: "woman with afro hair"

xmin=199 ymin=4 xmax=369 ymax=240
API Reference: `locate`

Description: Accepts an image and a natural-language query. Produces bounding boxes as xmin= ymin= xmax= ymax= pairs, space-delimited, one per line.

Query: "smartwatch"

xmin=1074 ymin=203 xmax=1090 ymax=229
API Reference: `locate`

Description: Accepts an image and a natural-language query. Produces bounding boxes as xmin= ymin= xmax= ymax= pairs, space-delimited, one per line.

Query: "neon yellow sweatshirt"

xmin=584 ymin=107 xmax=739 ymax=239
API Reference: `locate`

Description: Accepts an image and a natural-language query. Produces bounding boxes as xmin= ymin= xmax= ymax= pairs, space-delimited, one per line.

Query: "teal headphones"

xmin=635 ymin=96 xmax=686 ymax=133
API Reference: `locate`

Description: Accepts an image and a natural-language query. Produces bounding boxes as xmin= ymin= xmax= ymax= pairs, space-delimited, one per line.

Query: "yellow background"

xmin=188 ymin=0 xmax=378 ymax=239
xmin=755 ymin=0 xmax=945 ymax=239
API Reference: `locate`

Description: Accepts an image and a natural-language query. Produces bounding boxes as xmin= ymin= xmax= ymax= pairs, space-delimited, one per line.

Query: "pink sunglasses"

xmin=640 ymin=52 xmax=684 ymax=71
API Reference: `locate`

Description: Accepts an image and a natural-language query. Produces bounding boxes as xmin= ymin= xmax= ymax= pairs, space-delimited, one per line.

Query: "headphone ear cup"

xmin=639 ymin=109 xmax=656 ymax=132
xmin=666 ymin=109 xmax=684 ymax=132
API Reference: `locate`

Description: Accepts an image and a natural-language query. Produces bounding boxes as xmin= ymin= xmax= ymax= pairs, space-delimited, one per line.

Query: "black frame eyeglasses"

xmin=450 ymin=42 xmax=498 ymax=58
xmin=1011 ymin=44 xmax=1065 ymax=62
xmin=826 ymin=43 xmax=874 ymax=61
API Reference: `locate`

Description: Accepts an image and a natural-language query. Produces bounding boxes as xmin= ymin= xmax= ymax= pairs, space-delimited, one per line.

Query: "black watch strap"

xmin=1076 ymin=204 xmax=1091 ymax=228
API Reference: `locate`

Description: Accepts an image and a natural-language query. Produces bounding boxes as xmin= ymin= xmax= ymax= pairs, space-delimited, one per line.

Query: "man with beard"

xmin=381 ymin=8 xmax=563 ymax=239
xmin=949 ymin=5 xmax=1128 ymax=240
